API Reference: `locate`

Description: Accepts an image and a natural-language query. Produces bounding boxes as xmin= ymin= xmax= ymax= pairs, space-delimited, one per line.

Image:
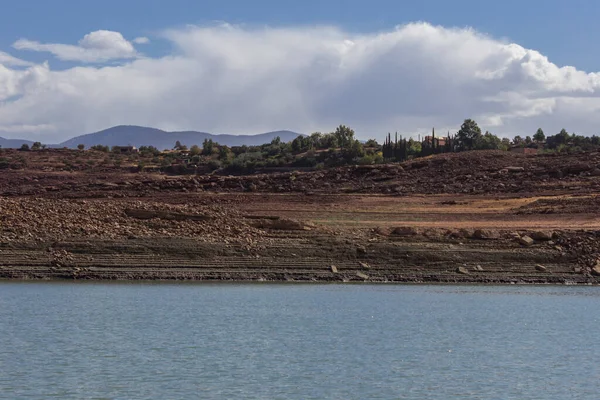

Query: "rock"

xmin=506 ymin=166 xmax=525 ymax=173
xmin=592 ymin=261 xmax=600 ymax=276
xmin=456 ymin=266 xmax=470 ymax=275
xmin=474 ymin=265 xmax=484 ymax=272
xmin=473 ymin=229 xmax=500 ymax=240
xmin=591 ymin=168 xmax=600 ymax=177
xmin=458 ymin=229 xmax=474 ymax=239
xmin=535 ymin=264 xmax=548 ymax=272
xmin=519 ymin=236 xmax=535 ymax=246
xmin=330 ymin=265 xmax=338 ymax=273
xmin=356 ymin=272 xmax=369 ymax=280
xmin=391 ymin=226 xmax=419 ymax=236
xmin=374 ymin=226 xmax=391 ymax=236
xmin=356 ymin=246 xmax=367 ymax=255
xmin=359 ymin=262 xmax=371 ymax=269
xmin=124 ymin=209 xmax=211 ymax=221
xmin=573 ymin=267 xmax=583 ymax=274
xmin=251 ymin=218 xmax=314 ymax=231
xmin=530 ymin=231 xmax=553 ymax=241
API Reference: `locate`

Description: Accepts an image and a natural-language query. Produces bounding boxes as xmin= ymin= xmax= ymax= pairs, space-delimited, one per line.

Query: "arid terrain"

xmin=1 ymin=149 xmax=600 ymax=283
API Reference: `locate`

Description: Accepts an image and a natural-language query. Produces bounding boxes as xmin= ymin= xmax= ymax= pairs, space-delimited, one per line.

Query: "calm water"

xmin=0 ymin=283 xmax=599 ymax=399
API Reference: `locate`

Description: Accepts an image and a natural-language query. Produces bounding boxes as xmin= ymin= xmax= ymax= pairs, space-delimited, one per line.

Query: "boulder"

xmin=519 ymin=236 xmax=535 ymax=246
xmin=473 ymin=229 xmax=500 ymax=240
xmin=505 ymin=166 xmax=525 ymax=173
xmin=356 ymin=272 xmax=369 ymax=280
xmin=330 ymin=265 xmax=338 ymax=273
xmin=391 ymin=226 xmax=419 ymax=236
xmin=474 ymin=265 xmax=484 ymax=272
xmin=374 ymin=226 xmax=391 ymax=236
xmin=530 ymin=231 xmax=553 ymax=241
xmin=592 ymin=260 xmax=600 ymax=276
xmin=359 ymin=262 xmax=371 ymax=269
xmin=535 ymin=264 xmax=548 ymax=272
xmin=456 ymin=266 xmax=470 ymax=275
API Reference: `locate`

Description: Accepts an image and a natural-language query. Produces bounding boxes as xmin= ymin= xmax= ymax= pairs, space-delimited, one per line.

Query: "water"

xmin=0 ymin=283 xmax=599 ymax=399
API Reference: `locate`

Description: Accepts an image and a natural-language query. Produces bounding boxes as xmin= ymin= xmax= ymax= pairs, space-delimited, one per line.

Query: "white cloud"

xmin=0 ymin=51 xmax=33 ymax=67
xmin=133 ymin=37 xmax=150 ymax=44
xmin=2 ymin=22 xmax=600 ymax=142
xmin=13 ymin=30 xmax=139 ymax=63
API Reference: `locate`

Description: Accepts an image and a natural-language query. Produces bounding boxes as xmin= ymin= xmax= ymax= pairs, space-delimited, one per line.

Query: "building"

xmin=423 ymin=135 xmax=447 ymax=147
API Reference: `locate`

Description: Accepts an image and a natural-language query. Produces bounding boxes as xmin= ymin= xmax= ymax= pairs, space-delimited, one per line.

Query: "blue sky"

xmin=1 ymin=0 xmax=600 ymax=141
xmin=3 ymin=0 xmax=599 ymax=71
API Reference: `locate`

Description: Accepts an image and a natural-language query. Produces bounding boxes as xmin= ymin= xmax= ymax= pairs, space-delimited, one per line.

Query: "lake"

xmin=0 ymin=282 xmax=598 ymax=399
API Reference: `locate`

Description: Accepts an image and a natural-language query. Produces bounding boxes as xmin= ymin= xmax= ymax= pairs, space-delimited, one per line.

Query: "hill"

xmin=0 ymin=137 xmax=34 ymax=149
xmin=57 ymin=126 xmax=303 ymax=149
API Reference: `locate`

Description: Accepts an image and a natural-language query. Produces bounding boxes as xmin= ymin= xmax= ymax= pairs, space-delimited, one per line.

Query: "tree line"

xmin=9 ymin=119 xmax=600 ymax=173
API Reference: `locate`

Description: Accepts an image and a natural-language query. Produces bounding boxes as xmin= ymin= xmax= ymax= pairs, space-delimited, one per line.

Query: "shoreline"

xmin=1 ymin=150 xmax=600 ymax=284
xmin=1 ymin=278 xmax=598 ymax=286
xmin=1 ymin=228 xmax=598 ymax=284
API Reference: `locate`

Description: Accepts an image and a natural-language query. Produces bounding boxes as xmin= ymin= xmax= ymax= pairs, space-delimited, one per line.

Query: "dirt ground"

xmin=1 ymin=149 xmax=600 ymax=284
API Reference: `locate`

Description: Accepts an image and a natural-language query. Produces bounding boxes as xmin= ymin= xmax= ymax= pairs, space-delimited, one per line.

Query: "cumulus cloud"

xmin=13 ymin=30 xmax=139 ymax=63
xmin=133 ymin=37 xmax=150 ymax=44
xmin=0 ymin=51 xmax=33 ymax=67
xmin=2 ymin=22 xmax=600 ymax=142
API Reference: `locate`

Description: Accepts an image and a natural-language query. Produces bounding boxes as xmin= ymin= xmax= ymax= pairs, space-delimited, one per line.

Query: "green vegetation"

xmin=3 ymin=118 xmax=600 ymax=174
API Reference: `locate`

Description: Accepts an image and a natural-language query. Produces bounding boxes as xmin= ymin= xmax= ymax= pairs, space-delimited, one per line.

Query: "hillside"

xmin=0 ymin=126 xmax=302 ymax=149
xmin=58 ymin=126 xmax=302 ymax=149
xmin=0 ymin=137 xmax=34 ymax=149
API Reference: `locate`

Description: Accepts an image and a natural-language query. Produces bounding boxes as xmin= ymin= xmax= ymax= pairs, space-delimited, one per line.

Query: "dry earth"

xmin=1 ymin=149 xmax=600 ymax=283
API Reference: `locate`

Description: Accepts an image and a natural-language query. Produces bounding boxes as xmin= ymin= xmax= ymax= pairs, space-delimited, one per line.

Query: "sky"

xmin=1 ymin=0 xmax=600 ymax=142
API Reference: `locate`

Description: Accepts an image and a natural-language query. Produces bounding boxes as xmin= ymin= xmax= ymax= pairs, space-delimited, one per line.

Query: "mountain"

xmin=0 ymin=137 xmax=35 ymax=149
xmin=0 ymin=126 xmax=303 ymax=149
xmin=57 ymin=126 xmax=303 ymax=149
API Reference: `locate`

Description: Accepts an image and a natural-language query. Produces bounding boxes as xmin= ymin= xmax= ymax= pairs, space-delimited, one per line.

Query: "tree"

xmin=91 ymin=145 xmax=109 ymax=152
xmin=202 ymin=139 xmax=214 ymax=156
xmin=343 ymin=139 xmax=365 ymax=161
xmin=19 ymin=144 xmax=30 ymax=151
xmin=174 ymin=141 xmax=187 ymax=151
xmin=546 ymin=129 xmax=570 ymax=149
xmin=533 ymin=128 xmax=545 ymax=143
xmin=31 ymin=142 xmax=42 ymax=151
xmin=474 ymin=131 xmax=503 ymax=150
xmin=365 ymin=139 xmax=379 ymax=148
xmin=77 ymin=144 xmax=85 ymax=150
xmin=456 ymin=119 xmax=482 ymax=151
xmin=333 ymin=125 xmax=355 ymax=149
xmin=189 ymin=144 xmax=201 ymax=156
xmin=218 ymin=146 xmax=233 ymax=163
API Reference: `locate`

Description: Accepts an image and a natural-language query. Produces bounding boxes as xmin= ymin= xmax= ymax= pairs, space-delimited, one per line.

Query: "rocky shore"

xmin=1 ymin=149 xmax=600 ymax=284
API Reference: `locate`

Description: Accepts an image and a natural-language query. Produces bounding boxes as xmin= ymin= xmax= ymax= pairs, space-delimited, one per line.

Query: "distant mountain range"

xmin=0 ymin=125 xmax=304 ymax=149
